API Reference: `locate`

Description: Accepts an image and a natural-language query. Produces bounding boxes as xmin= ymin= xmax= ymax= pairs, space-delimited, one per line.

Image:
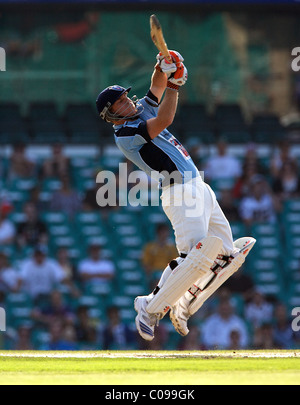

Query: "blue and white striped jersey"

xmin=113 ymin=92 xmax=200 ymax=187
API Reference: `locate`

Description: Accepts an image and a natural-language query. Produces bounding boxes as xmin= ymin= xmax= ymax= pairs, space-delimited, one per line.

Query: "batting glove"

xmin=168 ymin=62 xmax=188 ymax=87
xmin=156 ymin=50 xmax=184 ymax=78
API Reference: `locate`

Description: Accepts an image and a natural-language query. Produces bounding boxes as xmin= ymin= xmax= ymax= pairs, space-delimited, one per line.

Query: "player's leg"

xmin=170 ymin=237 xmax=256 ymax=336
xmin=170 ymin=186 xmax=255 ymax=336
xmin=134 ymin=258 xmax=182 ymax=341
xmin=161 ymin=178 xmax=214 ymax=256
xmin=134 ymin=178 xmax=216 ymax=341
xmin=134 ymin=236 xmax=223 ymax=340
xmin=146 ymin=235 xmax=223 ymax=314
xmin=188 ymin=237 xmax=256 ymax=316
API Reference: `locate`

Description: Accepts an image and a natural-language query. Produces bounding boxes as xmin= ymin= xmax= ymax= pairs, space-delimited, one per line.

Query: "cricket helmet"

xmin=96 ymin=85 xmax=143 ymax=122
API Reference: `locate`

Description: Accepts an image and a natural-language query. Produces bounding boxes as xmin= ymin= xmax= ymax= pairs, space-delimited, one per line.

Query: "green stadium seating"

xmin=250 ymin=259 xmax=284 ymax=299
xmin=5 ymin=292 xmax=33 ymax=328
xmin=28 ymin=102 xmax=60 ymax=123
xmin=230 ymin=221 xmax=247 ymax=240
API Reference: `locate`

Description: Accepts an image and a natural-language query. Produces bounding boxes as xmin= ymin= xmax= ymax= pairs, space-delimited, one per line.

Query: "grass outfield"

xmin=0 ymin=350 xmax=299 ymax=385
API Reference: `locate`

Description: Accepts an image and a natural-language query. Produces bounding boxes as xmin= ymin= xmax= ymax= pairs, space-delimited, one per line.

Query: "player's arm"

xmin=149 ymin=67 xmax=167 ymax=104
xmin=147 ymin=51 xmax=188 ymax=140
xmin=146 ymin=87 xmax=178 ymax=139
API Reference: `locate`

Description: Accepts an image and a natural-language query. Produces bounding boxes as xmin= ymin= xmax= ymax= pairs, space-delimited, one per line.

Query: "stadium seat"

xmin=5 ymin=292 xmax=33 ymax=328
xmin=41 ymin=211 xmax=69 ymax=225
xmin=286 ymin=282 xmax=300 ymax=312
xmin=250 ymin=259 xmax=284 ymax=299
xmin=64 ymin=103 xmax=101 ymax=144
xmin=5 ymin=190 xmax=30 ymax=211
xmin=0 ymin=103 xmax=31 ymax=144
xmin=251 ymin=114 xmax=285 ymax=144
xmin=214 ymin=103 xmax=245 ymax=122
xmin=28 ymin=102 xmax=60 ymax=123
xmin=8 ymin=177 xmax=37 ymax=192
xmin=177 ymin=103 xmax=216 ymax=143
xmin=230 ymin=221 xmax=247 ymax=240
xmin=218 ymin=130 xmax=252 ymax=144
xmin=41 ymin=178 xmax=62 ymax=193
xmin=0 ymin=103 xmax=22 ymax=121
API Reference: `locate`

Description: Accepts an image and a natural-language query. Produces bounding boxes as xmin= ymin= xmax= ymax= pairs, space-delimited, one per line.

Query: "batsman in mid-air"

xmin=95 ymin=15 xmax=256 ymax=341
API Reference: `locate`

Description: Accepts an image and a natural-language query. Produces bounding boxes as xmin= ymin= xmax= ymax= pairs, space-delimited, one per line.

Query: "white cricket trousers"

xmin=161 ymin=177 xmax=234 ymax=257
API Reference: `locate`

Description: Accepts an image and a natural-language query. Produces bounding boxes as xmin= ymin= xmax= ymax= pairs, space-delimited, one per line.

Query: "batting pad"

xmin=188 ymin=237 xmax=256 ymax=315
xmin=146 ymin=236 xmax=223 ymax=315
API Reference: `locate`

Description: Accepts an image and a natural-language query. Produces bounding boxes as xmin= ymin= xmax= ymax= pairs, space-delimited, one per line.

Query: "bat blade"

xmin=150 ymin=14 xmax=172 ymax=63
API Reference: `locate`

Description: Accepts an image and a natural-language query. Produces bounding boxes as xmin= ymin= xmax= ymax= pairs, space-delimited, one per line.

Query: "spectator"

xmin=74 ymin=305 xmax=98 ymax=347
xmin=201 ymin=298 xmax=249 ymax=349
xmin=273 ymin=302 xmax=296 ymax=349
xmin=31 ymin=289 xmax=75 ymax=328
xmin=16 ymin=201 xmax=48 ymax=251
xmin=7 ymin=142 xmax=36 ymax=181
xmin=55 ymin=247 xmax=80 ymax=298
xmin=0 ymin=201 xmax=15 ymax=246
xmin=177 ymin=324 xmax=204 ymax=350
xmin=78 ymin=244 xmax=115 ymax=289
xmin=82 ymin=167 xmax=103 ymax=211
xmin=0 ymin=252 xmax=21 ymax=300
xmin=228 ymin=329 xmax=244 ymax=350
xmin=137 ymin=321 xmax=169 ymax=351
xmin=28 ymin=185 xmax=49 ymax=213
xmin=218 ymin=188 xmax=241 ymax=222
xmin=12 ymin=324 xmax=34 ymax=350
xmin=243 ymin=144 xmax=265 ymax=172
xmin=223 ymin=266 xmax=255 ymax=303
xmin=252 ymin=322 xmax=276 ymax=349
xmin=40 ymin=319 xmax=78 ymax=350
xmin=82 ymin=168 xmax=120 ymax=216
xmin=42 ymin=143 xmax=70 ymax=179
xmin=272 ymin=160 xmax=300 ymax=207
xmin=244 ymin=289 xmax=273 ymax=329
xmin=18 ymin=245 xmax=66 ymax=303
xmin=100 ymin=306 xmax=136 ymax=350
xmin=82 ymin=180 xmax=101 ymax=212
xmin=270 ymin=139 xmax=298 ymax=178
xmin=233 ymin=150 xmax=264 ymax=200
xmin=239 ymin=174 xmax=277 ymax=227
xmin=203 ymin=138 xmax=242 ymax=183
xmin=142 ymin=223 xmax=178 ymax=288
xmin=49 ymin=173 xmax=82 ymax=219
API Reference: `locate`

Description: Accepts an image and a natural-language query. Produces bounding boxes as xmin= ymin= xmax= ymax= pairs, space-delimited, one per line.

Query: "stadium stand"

xmin=0 ymin=10 xmax=299 ymax=350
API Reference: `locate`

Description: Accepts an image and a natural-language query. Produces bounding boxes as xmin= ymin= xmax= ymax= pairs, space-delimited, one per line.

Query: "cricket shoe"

xmin=169 ymin=295 xmax=190 ymax=336
xmin=134 ymin=296 xmax=160 ymax=341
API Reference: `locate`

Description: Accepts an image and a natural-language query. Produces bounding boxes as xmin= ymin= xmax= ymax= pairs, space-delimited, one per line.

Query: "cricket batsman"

xmin=95 ymin=50 xmax=256 ymax=341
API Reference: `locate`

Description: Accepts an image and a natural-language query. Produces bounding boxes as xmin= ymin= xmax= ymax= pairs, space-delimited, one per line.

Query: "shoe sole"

xmin=169 ymin=308 xmax=189 ymax=337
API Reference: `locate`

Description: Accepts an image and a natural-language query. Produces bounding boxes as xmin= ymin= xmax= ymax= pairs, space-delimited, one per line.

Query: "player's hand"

xmin=168 ymin=62 xmax=188 ymax=87
xmin=156 ymin=50 xmax=184 ymax=78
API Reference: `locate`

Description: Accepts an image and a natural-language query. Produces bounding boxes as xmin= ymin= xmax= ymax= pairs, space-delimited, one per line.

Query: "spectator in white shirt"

xmin=203 ymin=138 xmax=242 ymax=183
xmin=239 ymin=174 xmax=276 ymax=227
xmin=201 ymin=298 xmax=249 ymax=349
xmin=19 ymin=245 xmax=65 ymax=302
xmin=78 ymin=244 xmax=115 ymax=288
xmin=0 ymin=252 xmax=21 ymax=296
